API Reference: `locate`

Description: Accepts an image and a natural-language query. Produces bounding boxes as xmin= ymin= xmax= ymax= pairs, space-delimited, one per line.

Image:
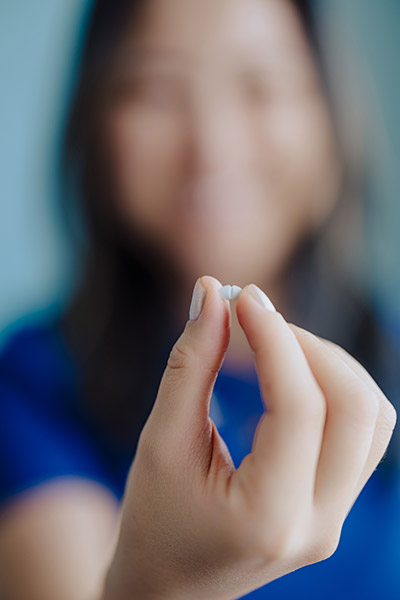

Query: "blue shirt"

xmin=1 ymin=323 xmax=400 ymax=599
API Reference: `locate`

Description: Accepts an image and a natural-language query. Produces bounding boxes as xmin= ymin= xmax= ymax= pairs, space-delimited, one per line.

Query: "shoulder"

xmin=0 ymin=320 xmax=77 ymax=412
xmin=0 ymin=320 xmax=125 ymax=505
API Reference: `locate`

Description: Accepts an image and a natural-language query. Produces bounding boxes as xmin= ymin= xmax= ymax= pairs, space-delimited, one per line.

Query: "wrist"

xmin=102 ymin=559 xmax=176 ymax=600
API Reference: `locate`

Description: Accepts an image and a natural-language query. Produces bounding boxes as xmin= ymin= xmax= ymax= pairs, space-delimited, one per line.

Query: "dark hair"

xmin=59 ymin=0 xmax=399 ymax=465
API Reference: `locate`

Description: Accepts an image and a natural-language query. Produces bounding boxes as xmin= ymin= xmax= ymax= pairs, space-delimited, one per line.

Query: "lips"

xmin=179 ymin=173 xmax=263 ymax=228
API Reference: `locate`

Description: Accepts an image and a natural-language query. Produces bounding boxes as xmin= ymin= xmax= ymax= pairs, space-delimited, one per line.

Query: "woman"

xmin=0 ymin=0 xmax=398 ymax=598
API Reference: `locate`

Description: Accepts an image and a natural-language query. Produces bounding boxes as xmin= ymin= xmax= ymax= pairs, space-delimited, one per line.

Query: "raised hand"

xmin=104 ymin=276 xmax=396 ymax=600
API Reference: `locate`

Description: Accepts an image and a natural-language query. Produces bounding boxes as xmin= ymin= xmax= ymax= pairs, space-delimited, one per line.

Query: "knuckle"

xmin=341 ymin=381 xmax=379 ymax=428
xmin=312 ymin=530 xmax=341 ymax=562
xmin=253 ymin=526 xmax=304 ymax=564
xmin=167 ymin=340 xmax=219 ymax=378
xmin=262 ymin=535 xmax=294 ymax=563
xmin=167 ymin=340 xmax=192 ymax=371
xmin=359 ymin=391 xmax=380 ymax=425
xmin=381 ymin=399 xmax=397 ymax=433
xmin=237 ymin=526 xmax=283 ymax=564
xmin=255 ymin=541 xmax=284 ymax=564
xmin=283 ymin=388 xmax=326 ymax=429
xmin=250 ymin=514 xmax=308 ymax=564
xmin=250 ymin=518 xmax=341 ymax=566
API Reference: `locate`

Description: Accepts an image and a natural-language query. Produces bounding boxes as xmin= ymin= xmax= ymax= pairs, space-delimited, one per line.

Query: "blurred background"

xmin=0 ymin=0 xmax=399 ymax=347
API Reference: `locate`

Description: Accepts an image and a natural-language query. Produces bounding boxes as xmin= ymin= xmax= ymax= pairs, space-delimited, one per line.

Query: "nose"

xmin=186 ymin=93 xmax=253 ymax=177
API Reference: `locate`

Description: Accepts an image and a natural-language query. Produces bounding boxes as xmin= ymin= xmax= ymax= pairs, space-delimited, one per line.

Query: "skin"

xmin=102 ymin=277 xmax=396 ymax=599
xmin=106 ymin=0 xmax=341 ymax=369
xmin=0 ymin=1 xmax=396 ymax=599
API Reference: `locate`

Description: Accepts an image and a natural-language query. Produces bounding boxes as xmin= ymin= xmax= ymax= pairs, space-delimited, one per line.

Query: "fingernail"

xmin=247 ymin=284 xmax=276 ymax=312
xmin=189 ymin=278 xmax=206 ymax=321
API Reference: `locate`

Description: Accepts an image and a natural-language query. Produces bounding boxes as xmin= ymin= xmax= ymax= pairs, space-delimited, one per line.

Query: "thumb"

xmin=147 ymin=275 xmax=231 ymax=437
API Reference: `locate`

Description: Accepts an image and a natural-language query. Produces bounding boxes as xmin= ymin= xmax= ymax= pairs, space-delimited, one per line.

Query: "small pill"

xmin=219 ymin=286 xmax=231 ymax=300
xmin=231 ymin=285 xmax=242 ymax=299
xmin=219 ymin=285 xmax=243 ymax=300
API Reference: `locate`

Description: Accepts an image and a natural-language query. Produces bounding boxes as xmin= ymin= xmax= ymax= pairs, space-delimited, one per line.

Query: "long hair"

xmin=59 ymin=0 xmax=399 ymax=464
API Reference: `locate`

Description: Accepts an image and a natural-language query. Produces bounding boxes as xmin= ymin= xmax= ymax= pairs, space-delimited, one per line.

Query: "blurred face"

xmin=106 ymin=0 xmax=341 ymax=290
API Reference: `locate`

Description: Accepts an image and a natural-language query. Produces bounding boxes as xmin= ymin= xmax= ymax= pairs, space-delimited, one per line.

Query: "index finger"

xmin=232 ymin=285 xmax=326 ymax=507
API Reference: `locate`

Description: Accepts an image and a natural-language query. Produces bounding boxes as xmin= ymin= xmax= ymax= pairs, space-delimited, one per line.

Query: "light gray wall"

xmin=0 ymin=0 xmax=91 ymax=345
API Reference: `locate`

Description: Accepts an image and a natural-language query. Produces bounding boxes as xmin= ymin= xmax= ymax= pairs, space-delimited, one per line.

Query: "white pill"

xmin=219 ymin=285 xmax=242 ymax=300
xmin=230 ymin=285 xmax=242 ymax=299
xmin=219 ymin=285 xmax=232 ymax=299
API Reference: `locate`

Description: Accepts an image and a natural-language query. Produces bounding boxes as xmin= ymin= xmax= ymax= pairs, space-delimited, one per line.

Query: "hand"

xmin=104 ymin=276 xmax=396 ymax=600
